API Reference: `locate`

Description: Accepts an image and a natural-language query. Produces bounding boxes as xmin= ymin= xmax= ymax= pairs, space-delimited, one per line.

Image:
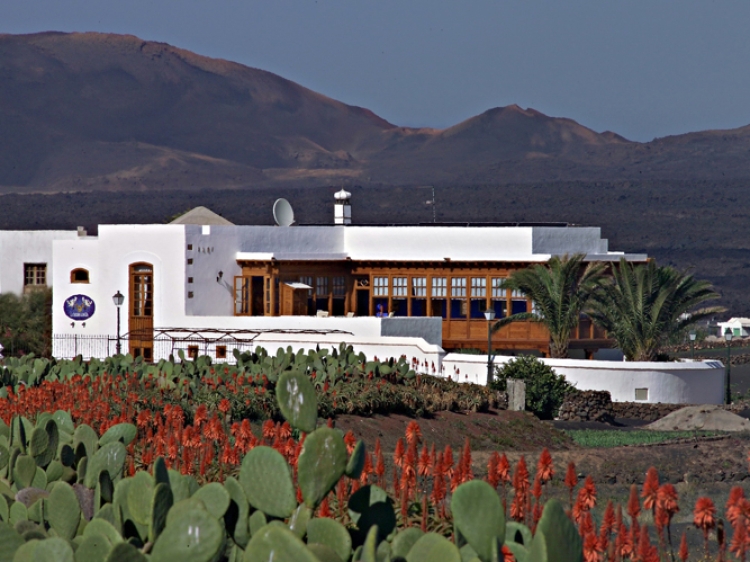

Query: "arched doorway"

xmin=129 ymin=262 xmax=154 ymax=361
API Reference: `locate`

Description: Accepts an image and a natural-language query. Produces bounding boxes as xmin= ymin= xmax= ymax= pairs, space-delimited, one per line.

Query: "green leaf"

xmin=406 ymin=533 xmax=462 ymax=562
xmin=526 ymin=499 xmax=582 ymax=562
xmin=99 ymin=424 xmax=137 ymax=447
xmin=151 ymin=508 xmax=225 ymax=562
xmin=84 ymin=442 xmax=127 ymax=489
xmin=191 ymin=482 xmax=230 ymax=519
xmin=391 ymin=528 xmax=424 ymax=560
xmin=239 ymin=447 xmax=296 ymax=519
xmin=243 ymin=523 xmax=320 ymax=562
xmin=276 ymin=371 xmax=318 ymax=433
xmin=306 ymin=517 xmax=352 ymax=562
xmin=297 ymin=427 xmax=348 ymax=509
xmin=345 ymin=440 xmax=366 ymax=479
xmin=451 ymin=480 xmax=505 ymax=562
xmin=104 ymin=543 xmax=148 ymax=562
xmin=48 ymin=481 xmax=82 ymax=541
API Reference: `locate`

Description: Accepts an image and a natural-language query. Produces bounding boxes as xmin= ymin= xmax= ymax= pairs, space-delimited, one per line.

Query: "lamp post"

xmin=112 ymin=291 xmax=124 ymax=355
xmin=689 ymin=331 xmax=696 ymax=360
xmin=484 ymin=309 xmax=496 ymax=387
xmin=725 ymin=328 xmax=733 ymax=404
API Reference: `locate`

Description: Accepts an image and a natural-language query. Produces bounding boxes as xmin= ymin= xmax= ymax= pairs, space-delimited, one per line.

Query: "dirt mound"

xmin=646 ymin=405 xmax=750 ymax=432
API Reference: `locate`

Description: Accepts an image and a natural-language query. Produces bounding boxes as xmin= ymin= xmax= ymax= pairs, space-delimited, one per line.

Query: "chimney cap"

xmin=334 ymin=188 xmax=351 ymax=201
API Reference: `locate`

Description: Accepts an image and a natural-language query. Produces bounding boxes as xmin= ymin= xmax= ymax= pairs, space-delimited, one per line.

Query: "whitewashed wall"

xmin=0 ymin=231 xmax=78 ymax=295
xmin=441 ymin=354 xmax=726 ymax=404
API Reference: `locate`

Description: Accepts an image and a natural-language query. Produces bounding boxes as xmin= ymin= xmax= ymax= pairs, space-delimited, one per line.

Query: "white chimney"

xmin=334 ymin=188 xmax=352 ymax=225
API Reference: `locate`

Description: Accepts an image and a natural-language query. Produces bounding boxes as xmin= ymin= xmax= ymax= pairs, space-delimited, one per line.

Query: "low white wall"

xmin=442 ymin=354 xmax=726 ymax=404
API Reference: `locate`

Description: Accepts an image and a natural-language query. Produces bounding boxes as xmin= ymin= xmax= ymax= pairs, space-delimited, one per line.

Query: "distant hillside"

xmin=3 ymin=32 xmax=750 ymax=193
xmin=3 ymin=32 xmax=750 ymax=317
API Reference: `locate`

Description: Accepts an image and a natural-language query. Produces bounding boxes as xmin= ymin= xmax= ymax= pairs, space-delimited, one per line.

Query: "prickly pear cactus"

xmin=240 ymin=446 xmax=297 ymax=518
xmin=276 ymin=371 xmax=318 ymax=433
xmin=451 ymin=480 xmax=505 ymax=562
xmin=297 ymin=427 xmax=348 ymax=509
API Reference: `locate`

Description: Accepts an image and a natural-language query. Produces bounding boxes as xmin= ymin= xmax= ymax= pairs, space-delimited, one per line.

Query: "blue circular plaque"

xmin=64 ymin=295 xmax=96 ymax=320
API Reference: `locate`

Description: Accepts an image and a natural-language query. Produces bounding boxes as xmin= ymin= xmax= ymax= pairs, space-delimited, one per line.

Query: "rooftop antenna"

xmin=272 ymin=198 xmax=295 ymax=227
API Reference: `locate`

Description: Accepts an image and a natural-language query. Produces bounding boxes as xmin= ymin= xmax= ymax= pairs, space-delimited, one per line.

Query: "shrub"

xmin=490 ymin=355 xmax=574 ymax=419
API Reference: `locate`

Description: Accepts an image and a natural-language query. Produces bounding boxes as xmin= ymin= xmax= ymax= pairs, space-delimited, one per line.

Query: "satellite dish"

xmin=273 ymin=198 xmax=295 ymax=227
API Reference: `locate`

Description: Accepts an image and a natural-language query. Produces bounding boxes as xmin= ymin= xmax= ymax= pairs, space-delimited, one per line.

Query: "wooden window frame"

xmin=216 ymin=345 xmax=227 ymax=359
xmin=70 ymin=268 xmax=90 ymax=284
xmin=24 ymin=263 xmax=47 ymax=287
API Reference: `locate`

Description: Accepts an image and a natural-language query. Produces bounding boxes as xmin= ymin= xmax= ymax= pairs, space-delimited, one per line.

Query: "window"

xmin=470 ymin=277 xmax=486 ymax=297
xmin=491 ymin=278 xmax=505 ymax=298
xmin=188 ymin=291 xmax=194 ymax=299
xmin=431 ymin=277 xmax=446 ymax=297
xmin=373 ymin=277 xmax=388 ymax=296
xmin=188 ymin=345 xmax=199 ymax=360
xmin=24 ymin=263 xmax=46 ymax=287
xmin=333 ymin=276 xmax=346 ymax=297
xmin=451 ymin=278 xmax=466 ymax=297
xmin=187 ymin=244 xmax=193 ymax=250
xmin=216 ymin=346 xmax=227 ymax=359
xmin=635 ymin=388 xmax=649 ymax=401
xmin=187 ymin=258 xmax=193 ymax=265
xmin=393 ymin=277 xmax=407 ymax=297
xmin=511 ymin=289 xmax=528 ymax=314
xmin=412 ymin=277 xmax=426 ymax=297
xmin=316 ymin=277 xmax=329 ymax=297
xmin=188 ymin=277 xmax=194 ymax=284
xmin=70 ymin=268 xmax=89 ymax=284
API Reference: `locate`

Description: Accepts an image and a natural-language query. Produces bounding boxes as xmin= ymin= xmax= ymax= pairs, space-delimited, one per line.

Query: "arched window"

xmin=70 ymin=268 xmax=90 ymax=283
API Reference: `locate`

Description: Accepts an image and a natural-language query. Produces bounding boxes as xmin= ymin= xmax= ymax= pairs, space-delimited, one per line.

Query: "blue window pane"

xmin=512 ymin=300 xmax=528 ymax=314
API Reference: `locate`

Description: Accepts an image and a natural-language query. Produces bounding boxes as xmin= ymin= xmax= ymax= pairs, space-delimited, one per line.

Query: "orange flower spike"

xmin=615 ymin=522 xmax=632 ymax=559
xmin=694 ymin=496 xmax=717 ymax=556
xmin=582 ymin=532 xmax=601 ymax=562
xmin=279 ymin=421 xmax=292 ymax=440
xmin=729 ymin=517 xmax=748 ymax=561
xmin=641 ymin=466 xmax=659 ymax=511
xmin=417 ymin=445 xmax=431 ymax=478
xmin=564 ymin=461 xmax=577 ymax=507
xmin=515 ymin=456 xmax=530 ymax=495
xmin=218 ymin=398 xmax=231 ymax=415
xmin=405 ymin=420 xmax=422 ymax=447
xmin=443 ymin=445 xmax=454 ymax=478
xmin=461 ymin=438 xmax=473 ymax=482
xmin=726 ymin=486 xmax=746 ymax=525
xmin=531 ymin=474 xmax=542 ymax=501
xmin=656 ymin=483 xmax=679 ymax=521
xmin=343 ymin=430 xmax=357 ymax=455
xmin=577 ymin=476 xmax=597 ymax=511
xmin=627 ymin=484 xmax=641 ymax=522
xmin=487 ymin=452 xmax=500 ymax=489
xmin=536 ymin=448 xmax=554 ymax=483
xmin=497 ymin=453 xmax=511 ymax=484
xmin=501 ymin=544 xmax=516 ymax=562
xmin=261 ymin=419 xmax=275 ymax=441
xmin=678 ymin=530 xmax=689 ymax=562
xmin=374 ymin=437 xmax=382 ymax=459
xmin=394 ymin=438 xmax=405 ymax=468
xmin=601 ymin=500 xmax=615 ymax=536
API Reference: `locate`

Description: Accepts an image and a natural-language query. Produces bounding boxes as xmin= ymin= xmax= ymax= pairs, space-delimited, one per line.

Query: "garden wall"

xmin=440 ymin=354 xmax=726 ymax=405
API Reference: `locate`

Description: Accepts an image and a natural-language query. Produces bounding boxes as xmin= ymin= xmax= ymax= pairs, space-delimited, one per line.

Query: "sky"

xmin=3 ymin=1 xmax=750 ymax=142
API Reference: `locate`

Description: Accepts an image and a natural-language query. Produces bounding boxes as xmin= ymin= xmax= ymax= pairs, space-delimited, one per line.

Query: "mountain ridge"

xmin=4 ymin=31 xmax=750 ymax=193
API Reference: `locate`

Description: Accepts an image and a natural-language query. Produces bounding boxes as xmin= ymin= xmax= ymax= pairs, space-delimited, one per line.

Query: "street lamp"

xmin=725 ymin=328 xmax=733 ymax=404
xmin=112 ymin=291 xmax=124 ymax=355
xmin=484 ymin=309 xmax=496 ymax=387
xmin=689 ymin=331 xmax=696 ymax=360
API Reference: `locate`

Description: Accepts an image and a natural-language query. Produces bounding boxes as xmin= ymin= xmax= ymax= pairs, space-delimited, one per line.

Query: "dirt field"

xmin=332 ymin=409 xmax=750 ymax=559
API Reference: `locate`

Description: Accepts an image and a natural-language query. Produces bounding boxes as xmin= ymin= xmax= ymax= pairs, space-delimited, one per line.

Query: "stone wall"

xmin=611 ymin=402 xmax=686 ymax=421
xmin=557 ymin=391 xmax=614 ymax=423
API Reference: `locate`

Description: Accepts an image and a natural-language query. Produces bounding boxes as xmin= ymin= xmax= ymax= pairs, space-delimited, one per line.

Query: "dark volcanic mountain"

xmin=5 ymin=31 xmax=750 ymax=193
xmin=3 ymin=32 xmax=750 ymax=316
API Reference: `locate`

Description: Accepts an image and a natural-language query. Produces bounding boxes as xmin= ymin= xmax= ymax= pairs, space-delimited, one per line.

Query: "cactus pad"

xmin=244 ymin=523 xmax=320 ymax=562
xmin=276 ymin=371 xmax=318 ymax=433
xmin=48 ymin=481 xmax=82 ymax=541
xmin=306 ymin=517 xmax=352 ymax=561
xmin=297 ymin=427 xmax=347 ymax=509
xmin=406 ymin=532 xmax=462 ymax=562
xmin=84 ymin=441 xmax=127 ymax=489
xmin=240 ymin=446 xmax=297 ymax=518
xmin=451 ymin=480 xmax=504 ymax=562
xmin=151 ymin=508 xmax=225 ymax=562
xmin=99 ymin=423 xmax=137 ymax=447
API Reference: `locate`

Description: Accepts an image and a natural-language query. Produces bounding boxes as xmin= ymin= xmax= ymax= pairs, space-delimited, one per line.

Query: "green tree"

xmin=0 ymin=288 xmax=53 ymax=358
xmin=490 ymin=355 xmax=574 ymax=419
xmin=587 ymin=258 xmax=724 ymax=361
xmin=496 ymin=254 xmax=606 ymax=358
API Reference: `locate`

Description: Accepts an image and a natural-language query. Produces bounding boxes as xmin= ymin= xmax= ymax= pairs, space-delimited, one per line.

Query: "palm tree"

xmin=495 ymin=254 xmax=607 ymax=358
xmin=587 ymin=258 xmax=724 ymax=361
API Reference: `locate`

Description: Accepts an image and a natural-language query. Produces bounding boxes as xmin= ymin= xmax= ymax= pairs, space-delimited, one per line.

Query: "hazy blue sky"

xmin=3 ymin=1 xmax=750 ymax=141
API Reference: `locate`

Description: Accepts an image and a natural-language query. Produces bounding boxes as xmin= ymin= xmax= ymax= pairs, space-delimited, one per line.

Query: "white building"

xmin=48 ymin=199 xmax=647 ymax=363
xmin=0 ymin=229 xmax=81 ymax=295
xmin=717 ymin=318 xmax=750 ymax=338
